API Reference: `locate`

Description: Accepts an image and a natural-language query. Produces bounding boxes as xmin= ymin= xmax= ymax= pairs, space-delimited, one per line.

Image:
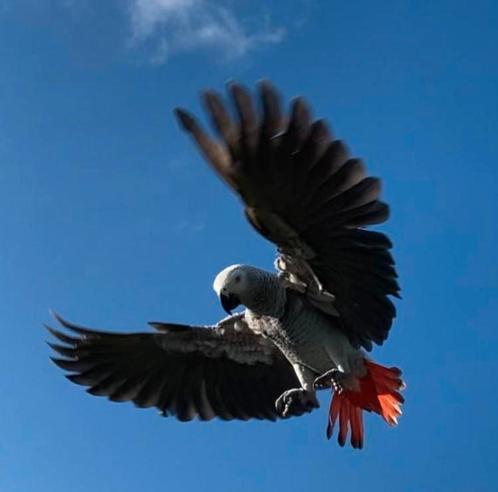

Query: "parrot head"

xmin=213 ymin=264 xmax=252 ymax=314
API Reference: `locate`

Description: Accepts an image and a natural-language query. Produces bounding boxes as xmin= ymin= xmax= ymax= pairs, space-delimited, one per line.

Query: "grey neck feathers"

xmin=243 ymin=269 xmax=287 ymax=318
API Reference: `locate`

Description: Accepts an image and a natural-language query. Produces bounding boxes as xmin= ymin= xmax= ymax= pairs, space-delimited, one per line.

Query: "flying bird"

xmin=47 ymin=81 xmax=404 ymax=449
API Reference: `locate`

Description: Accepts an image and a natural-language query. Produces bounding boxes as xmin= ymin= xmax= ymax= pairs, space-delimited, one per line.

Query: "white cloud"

xmin=128 ymin=0 xmax=285 ymax=64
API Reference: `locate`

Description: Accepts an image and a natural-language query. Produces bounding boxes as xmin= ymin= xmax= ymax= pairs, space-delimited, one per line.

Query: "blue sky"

xmin=1 ymin=0 xmax=497 ymax=490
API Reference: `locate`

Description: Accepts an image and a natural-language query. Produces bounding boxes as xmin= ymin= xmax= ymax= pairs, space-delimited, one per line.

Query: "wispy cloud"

xmin=128 ymin=0 xmax=285 ymax=64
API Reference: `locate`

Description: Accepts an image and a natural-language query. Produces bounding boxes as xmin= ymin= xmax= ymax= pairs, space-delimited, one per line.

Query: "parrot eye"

xmin=234 ymin=275 xmax=241 ymax=283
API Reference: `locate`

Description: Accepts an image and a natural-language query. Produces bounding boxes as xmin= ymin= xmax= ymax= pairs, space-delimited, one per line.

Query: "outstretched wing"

xmin=175 ymin=81 xmax=400 ymax=351
xmin=47 ymin=312 xmax=299 ymax=421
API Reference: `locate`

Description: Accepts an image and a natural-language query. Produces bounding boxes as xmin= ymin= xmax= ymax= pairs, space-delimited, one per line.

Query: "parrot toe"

xmin=313 ymin=369 xmax=344 ymax=394
xmin=275 ymin=388 xmax=319 ymax=418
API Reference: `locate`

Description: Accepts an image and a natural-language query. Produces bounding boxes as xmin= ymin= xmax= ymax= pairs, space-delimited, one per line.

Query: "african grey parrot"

xmin=48 ymin=81 xmax=404 ymax=449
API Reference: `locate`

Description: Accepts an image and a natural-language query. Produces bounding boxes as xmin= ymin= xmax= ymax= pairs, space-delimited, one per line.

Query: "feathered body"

xmin=227 ymin=266 xmax=360 ymax=378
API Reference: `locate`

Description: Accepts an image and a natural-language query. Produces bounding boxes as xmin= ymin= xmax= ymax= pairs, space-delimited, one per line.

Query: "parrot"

xmin=48 ymin=81 xmax=404 ymax=449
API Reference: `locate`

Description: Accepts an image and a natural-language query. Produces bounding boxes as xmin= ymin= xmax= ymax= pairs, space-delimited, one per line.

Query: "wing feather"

xmin=175 ymin=81 xmax=400 ymax=350
xmin=47 ymin=312 xmax=299 ymax=421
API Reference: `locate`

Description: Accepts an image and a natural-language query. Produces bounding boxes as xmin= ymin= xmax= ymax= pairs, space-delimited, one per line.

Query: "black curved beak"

xmin=220 ymin=293 xmax=241 ymax=315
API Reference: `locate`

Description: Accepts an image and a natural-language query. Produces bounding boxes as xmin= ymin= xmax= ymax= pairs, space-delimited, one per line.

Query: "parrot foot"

xmin=313 ymin=369 xmax=345 ymax=394
xmin=275 ymin=388 xmax=319 ymax=418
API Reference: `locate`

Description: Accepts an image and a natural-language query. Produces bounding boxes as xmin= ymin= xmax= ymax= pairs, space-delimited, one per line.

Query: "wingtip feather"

xmin=45 ymin=325 xmax=78 ymax=344
xmin=174 ymin=108 xmax=197 ymax=132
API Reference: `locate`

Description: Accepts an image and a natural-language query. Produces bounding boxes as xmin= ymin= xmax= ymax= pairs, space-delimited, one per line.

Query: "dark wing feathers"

xmin=175 ymin=81 xmax=400 ymax=350
xmin=48 ymin=313 xmax=299 ymax=422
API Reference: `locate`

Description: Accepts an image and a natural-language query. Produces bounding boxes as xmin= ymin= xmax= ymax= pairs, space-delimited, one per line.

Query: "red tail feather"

xmin=326 ymin=360 xmax=405 ymax=449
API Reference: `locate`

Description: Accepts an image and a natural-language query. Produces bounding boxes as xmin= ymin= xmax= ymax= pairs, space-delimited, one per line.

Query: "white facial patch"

xmin=213 ymin=264 xmax=243 ymax=295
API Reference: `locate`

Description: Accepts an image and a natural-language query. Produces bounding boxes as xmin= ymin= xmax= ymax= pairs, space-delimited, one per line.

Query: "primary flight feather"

xmin=48 ymin=81 xmax=404 ymax=449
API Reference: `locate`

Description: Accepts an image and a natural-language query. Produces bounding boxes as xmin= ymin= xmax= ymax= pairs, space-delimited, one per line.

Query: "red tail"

xmin=327 ymin=360 xmax=405 ymax=449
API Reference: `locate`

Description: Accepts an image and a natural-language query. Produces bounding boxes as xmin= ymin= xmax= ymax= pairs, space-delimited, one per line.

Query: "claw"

xmin=275 ymin=388 xmax=319 ymax=418
xmin=314 ymin=369 xmax=344 ymax=393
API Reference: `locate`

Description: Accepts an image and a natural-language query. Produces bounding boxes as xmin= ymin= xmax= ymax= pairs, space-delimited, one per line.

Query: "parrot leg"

xmin=313 ymin=368 xmax=345 ymax=393
xmin=275 ymin=363 xmax=320 ymax=417
xmin=275 ymin=388 xmax=319 ymax=417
